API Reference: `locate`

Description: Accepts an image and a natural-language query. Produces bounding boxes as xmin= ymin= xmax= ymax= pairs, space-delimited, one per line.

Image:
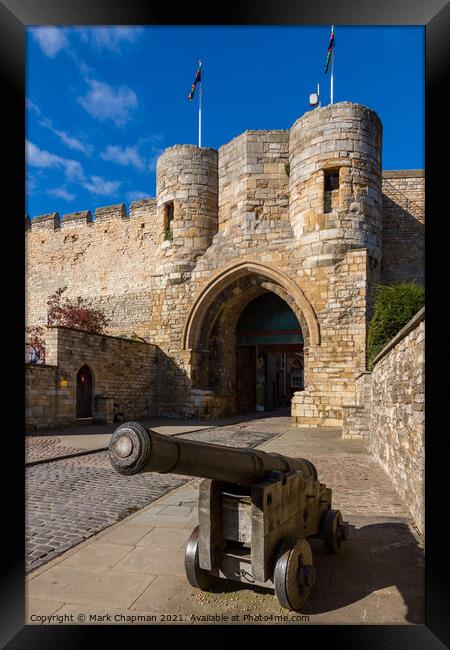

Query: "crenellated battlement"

xmin=94 ymin=203 xmax=127 ymax=223
xmin=61 ymin=210 xmax=92 ymax=229
xmin=26 ymin=198 xmax=157 ymax=232
xmin=30 ymin=212 xmax=60 ymax=230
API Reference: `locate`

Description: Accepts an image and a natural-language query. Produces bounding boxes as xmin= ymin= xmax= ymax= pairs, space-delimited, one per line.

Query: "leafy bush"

xmin=25 ymin=325 xmax=46 ymax=363
xmin=367 ymin=283 xmax=424 ymax=370
xmin=47 ymin=287 xmax=110 ymax=334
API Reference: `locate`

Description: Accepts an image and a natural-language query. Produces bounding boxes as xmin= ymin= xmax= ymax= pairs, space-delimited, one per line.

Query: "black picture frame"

xmin=1 ymin=1 xmax=448 ymax=647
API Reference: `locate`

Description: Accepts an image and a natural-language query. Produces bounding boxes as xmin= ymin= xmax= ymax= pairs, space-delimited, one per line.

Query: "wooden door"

xmin=76 ymin=365 xmax=93 ymax=418
xmin=236 ymin=346 xmax=256 ymax=414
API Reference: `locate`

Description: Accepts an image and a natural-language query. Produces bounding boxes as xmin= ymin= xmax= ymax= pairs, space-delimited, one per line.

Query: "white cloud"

xmin=82 ymin=175 xmax=121 ymax=196
xmin=26 ymin=173 xmax=38 ymax=197
xmin=38 ymin=116 xmax=92 ymax=156
xmin=78 ymin=27 xmax=143 ymax=53
xmin=101 ymin=145 xmax=145 ymax=171
xmin=53 ymin=129 xmax=92 ymax=156
xmin=62 ymin=159 xmax=84 ymax=182
xmin=126 ymin=191 xmax=151 ymax=202
xmin=47 ymin=187 xmax=76 ymax=201
xmin=32 ymin=27 xmax=69 ymax=58
xmin=78 ymin=78 xmax=138 ymax=127
xmin=27 ymin=102 xmax=92 ymax=156
xmin=26 ymin=140 xmax=60 ymax=169
xmin=26 ymin=140 xmax=85 ymax=182
xmin=26 ymin=141 xmax=121 ymax=200
xmin=26 ymin=99 xmax=42 ymax=115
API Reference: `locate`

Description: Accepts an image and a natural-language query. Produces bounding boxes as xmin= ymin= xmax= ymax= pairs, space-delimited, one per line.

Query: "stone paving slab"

xmin=26 ymin=565 xmax=157 ymax=610
xmin=135 ymin=527 xmax=192 ymax=549
xmin=58 ymin=543 xmax=133 ymax=570
xmin=25 ymin=454 xmax=187 ymax=572
xmin=26 ymin=420 xmax=424 ymax=626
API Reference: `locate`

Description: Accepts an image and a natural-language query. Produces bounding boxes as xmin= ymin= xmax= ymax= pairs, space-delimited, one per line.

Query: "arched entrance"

xmin=76 ymin=365 xmax=93 ymax=418
xmin=235 ymin=293 xmax=304 ymax=414
xmin=183 ymin=261 xmax=319 ymax=418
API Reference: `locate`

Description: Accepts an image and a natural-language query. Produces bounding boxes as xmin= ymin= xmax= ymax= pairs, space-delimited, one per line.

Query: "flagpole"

xmin=330 ymin=26 xmax=334 ymax=105
xmin=198 ymin=59 xmax=202 ymax=148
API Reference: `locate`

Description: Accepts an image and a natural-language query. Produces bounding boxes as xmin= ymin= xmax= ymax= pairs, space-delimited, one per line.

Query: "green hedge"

xmin=367 ymin=283 xmax=424 ymax=370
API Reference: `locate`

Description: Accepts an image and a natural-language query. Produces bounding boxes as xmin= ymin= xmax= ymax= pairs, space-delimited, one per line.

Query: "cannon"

xmin=108 ymin=421 xmax=348 ymax=611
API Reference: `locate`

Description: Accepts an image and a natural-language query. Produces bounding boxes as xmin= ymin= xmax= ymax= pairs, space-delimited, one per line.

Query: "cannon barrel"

xmin=108 ymin=421 xmax=317 ymax=486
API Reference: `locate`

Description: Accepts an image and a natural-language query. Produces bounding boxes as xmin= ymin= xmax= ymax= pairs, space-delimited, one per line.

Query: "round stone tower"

xmin=288 ymin=102 xmax=382 ymax=269
xmin=156 ymin=145 xmax=218 ymax=259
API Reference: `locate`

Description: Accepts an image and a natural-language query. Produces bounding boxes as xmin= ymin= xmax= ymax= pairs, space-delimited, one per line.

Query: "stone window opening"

xmin=163 ymin=201 xmax=174 ymax=240
xmin=324 ymin=169 xmax=340 ymax=213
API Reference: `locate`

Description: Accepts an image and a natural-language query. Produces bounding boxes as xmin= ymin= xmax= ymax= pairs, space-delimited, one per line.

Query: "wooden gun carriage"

xmin=109 ymin=421 xmax=348 ymax=611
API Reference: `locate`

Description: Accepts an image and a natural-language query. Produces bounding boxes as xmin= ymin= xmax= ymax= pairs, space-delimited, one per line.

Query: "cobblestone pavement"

xmin=25 ymin=418 xmax=286 ymax=573
xmin=177 ymin=415 xmax=292 ymax=446
xmin=259 ymin=428 xmax=413 ymax=521
xmin=183 ymin=417 xmax=412 ymax=520
xmin=25 ymin=437 xmax=87 ymax=464
xmin=26 ymin=417 xmax=424 ymax=625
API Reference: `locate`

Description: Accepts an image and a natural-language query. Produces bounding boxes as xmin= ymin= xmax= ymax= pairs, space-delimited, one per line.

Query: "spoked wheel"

xmin=184 ymin=526 xmax=214 ymax=590
xmin=273 ymin=538 xmax=316 ymax=611
xmin=322 ymin=508 xmax=347 ymax=554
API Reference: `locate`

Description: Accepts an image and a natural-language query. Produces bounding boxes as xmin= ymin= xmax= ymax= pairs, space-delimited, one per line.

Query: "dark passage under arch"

xmin=235 ymin=293 xmax=304 ymax=414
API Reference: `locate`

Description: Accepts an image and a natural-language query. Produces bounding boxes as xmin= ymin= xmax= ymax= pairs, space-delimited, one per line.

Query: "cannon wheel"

xmin=273 ymin=538 xmax=316 ymax=611
xmin=322 ymin=508 xmax=345 ymax=554
xmin=185 ymin=526 xmax=214 ymax=590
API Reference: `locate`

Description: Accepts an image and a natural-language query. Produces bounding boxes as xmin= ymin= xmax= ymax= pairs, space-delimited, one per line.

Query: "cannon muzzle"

xmin=108 ymin=421 xmax=317 ymax=486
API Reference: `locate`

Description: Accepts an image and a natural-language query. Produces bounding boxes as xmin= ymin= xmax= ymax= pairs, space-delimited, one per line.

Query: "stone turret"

xmin=288 ymin=102 xmax=383 ymax=270
xmin=156 ymin=145 xmax=218 ymax=259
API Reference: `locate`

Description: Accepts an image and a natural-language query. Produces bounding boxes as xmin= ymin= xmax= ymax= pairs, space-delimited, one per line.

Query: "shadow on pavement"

xmin=303 ymin=521 xmax=424 ymax=623
xmin=26 ymin=407 xmax=292 ymax=437
xmin=192 ymin=521 xmax=424 ymax=624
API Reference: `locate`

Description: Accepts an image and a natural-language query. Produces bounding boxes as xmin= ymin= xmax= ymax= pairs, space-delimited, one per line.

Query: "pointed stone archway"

xmin=182 ymin=261 xmax=320 ymax=418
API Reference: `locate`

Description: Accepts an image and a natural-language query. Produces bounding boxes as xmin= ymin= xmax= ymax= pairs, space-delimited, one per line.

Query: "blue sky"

xmin=26 ymin=26 xmax=424 ymax=218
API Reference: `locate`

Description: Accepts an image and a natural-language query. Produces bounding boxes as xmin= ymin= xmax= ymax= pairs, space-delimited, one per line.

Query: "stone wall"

xmin=289 ymin=103 xmax=383 ymax=269
xmin=25 ymin=326 xmax=157 ymax=430
xmin=25 ymin=365 xmax=58 ymax=430
xmin=25 ymin=102 xmax=425 ymax=427
xmin=381 ymin=170 xmax=425 ymax=286
xmin=25 ymin=200 xmax=158 ymax=340
xmin=291 ymin=247 xmax=369 ymax=427
xmin=370 ymin=308 xmax=425 ymax=535
xmin=342 ymin=371 xmax=372 ymax=439
xmin=156 ymin=145 xmax=218 ymax=256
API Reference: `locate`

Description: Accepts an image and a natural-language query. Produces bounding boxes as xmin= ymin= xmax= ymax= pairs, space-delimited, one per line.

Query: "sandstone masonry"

xmin=25 ymin=327 xmax=157 ymax=430
xmin=341 ymin=309 xmax=425 ymax=536
xmin=25 ymin=102 xmax=425 ymax=427
xmin=370 ymin=309 xmax=425 ymax=536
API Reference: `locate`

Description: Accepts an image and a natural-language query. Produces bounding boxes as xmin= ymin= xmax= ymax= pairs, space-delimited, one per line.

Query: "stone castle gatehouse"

xmin=25 ymin=102 xmax=424 ymax=427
